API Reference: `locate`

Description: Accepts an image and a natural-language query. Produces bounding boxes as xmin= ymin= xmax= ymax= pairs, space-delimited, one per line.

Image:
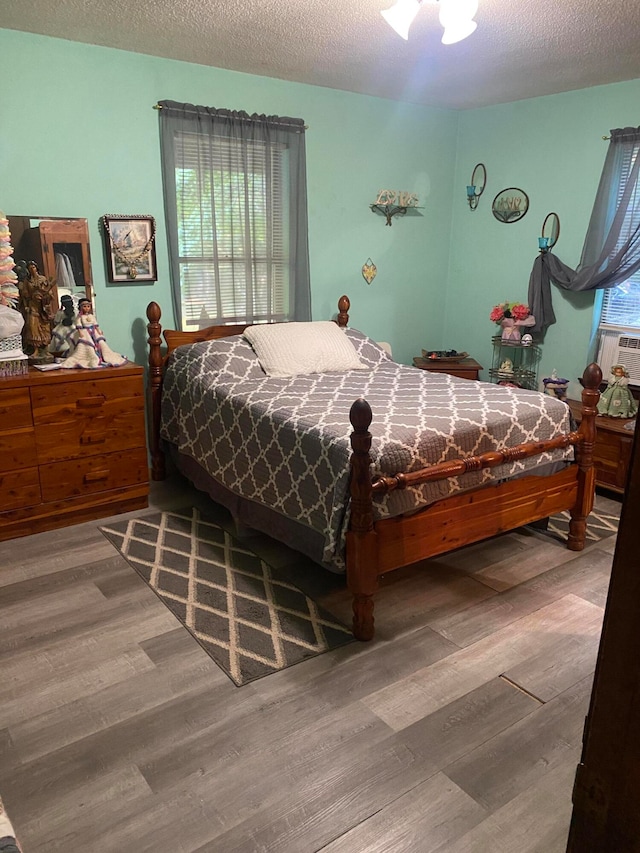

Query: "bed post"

xmin=146 ymin=301 xmax=166 ymax=481
xmin=347 ymin=398 xmax=379 ymax=641
xmin=337 ymin=295 xmax=350 ymax=328
xmin=568 ymin=362 xmax=602 ymax=550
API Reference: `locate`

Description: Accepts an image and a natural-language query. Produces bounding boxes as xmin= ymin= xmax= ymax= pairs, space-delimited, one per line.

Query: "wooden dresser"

xmin=0 ymin=364 xmax=149 ymax=541
xmin=568 ymin=398 xmax=635 ymax=494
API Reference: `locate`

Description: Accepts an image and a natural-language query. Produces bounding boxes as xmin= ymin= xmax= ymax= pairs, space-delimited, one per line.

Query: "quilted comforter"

xmin=161 ymin=329 xmax=573 ymax=570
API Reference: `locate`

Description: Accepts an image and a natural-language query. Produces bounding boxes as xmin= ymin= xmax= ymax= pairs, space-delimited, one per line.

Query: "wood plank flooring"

xmin=0 ymin=474 xmax=620 ymax=852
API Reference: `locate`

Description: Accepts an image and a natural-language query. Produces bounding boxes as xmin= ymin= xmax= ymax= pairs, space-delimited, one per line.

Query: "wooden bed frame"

xmin=147 ymin=295 xmax=602 ymax=642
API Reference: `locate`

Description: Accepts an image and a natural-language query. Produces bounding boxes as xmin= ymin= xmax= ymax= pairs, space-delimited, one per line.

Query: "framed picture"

xmin=102 ymin=214 xmax=157 ymax=283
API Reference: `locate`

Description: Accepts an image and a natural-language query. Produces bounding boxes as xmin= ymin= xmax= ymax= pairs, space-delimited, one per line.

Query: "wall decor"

xmin=102 ymin=214 xmax=157 ymax=283
xmin=491 ymin=188 xmax=529 ymax=223
xmin=466 ymin=163 xmax=487 ymax=210
xmin=370 ymin=189 xmax=422 ymax=226
xmin=539 ymin=211 xmax=561 ymax=251
xmin=362 ymin=258 xmax=377 ymax=285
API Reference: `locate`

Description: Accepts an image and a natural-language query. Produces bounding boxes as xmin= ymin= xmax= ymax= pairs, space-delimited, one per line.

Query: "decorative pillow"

xmin=344 ymin=328 xmax=395 ymax=368
xmin=243 ymin=321 xmax=367 ymax=377
xmin=170 ymin=335 xmax=266 ymax=380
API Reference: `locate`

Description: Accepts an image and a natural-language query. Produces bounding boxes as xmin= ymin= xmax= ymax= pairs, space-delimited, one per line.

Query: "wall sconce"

xmin=466 ymin=163 xmax=486 ymax=210
xmin=381 ymin=0 xmax=479 ymax=44
xmin=539 ymin=212 xmax=560 ymax=252
xmin=370 ymin=189 xmax=422 ymax=226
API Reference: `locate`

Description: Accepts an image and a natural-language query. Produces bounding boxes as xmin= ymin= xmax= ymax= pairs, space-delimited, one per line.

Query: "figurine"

xmin=597 ymin=365 xmax=638 ymax=418
xmin=61 ymin=298 xmax=128 ymax=369
xmin=48 ymin=295 xmax=77 ymax=356
xmin=543 ymin=369 xmax=570 ymax=400
xmin=498 ymin=358 xmax=514 ymax=376
xmin=18 ymin=260 xmax=56 ymax=363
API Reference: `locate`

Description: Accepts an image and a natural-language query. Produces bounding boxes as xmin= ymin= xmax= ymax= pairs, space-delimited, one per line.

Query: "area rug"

xmin=100 ymin=508 xmax=354 ymax=686
xmin=547 ymin=496 xmax=620 ymax=543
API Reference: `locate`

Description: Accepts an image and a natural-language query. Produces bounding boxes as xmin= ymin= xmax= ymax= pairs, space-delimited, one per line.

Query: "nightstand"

xmin=568 ymin=398 xmax=635 ymax=494
xmin=413 ymin=356 xmax=483 ymax=381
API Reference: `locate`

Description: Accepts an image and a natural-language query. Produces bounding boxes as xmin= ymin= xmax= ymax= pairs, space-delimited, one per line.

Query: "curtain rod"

xmin=153 ymin=103 xmax=308 ymax=130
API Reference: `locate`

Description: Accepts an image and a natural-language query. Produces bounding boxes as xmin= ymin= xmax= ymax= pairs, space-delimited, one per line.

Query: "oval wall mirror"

xmin=467 ymin=163 xmax=487 ymax=210
xmin=471 ymin=163 xmax=487 ymax=194
xmin=541 ymin=211 xmax=560 ymax=250
xmin=491 ymin=188 xmax=529 ymax=224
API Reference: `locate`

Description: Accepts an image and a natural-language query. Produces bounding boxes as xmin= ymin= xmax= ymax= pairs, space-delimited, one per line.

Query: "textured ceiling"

xmin=4 ymin=0 xmax=640 ymax=109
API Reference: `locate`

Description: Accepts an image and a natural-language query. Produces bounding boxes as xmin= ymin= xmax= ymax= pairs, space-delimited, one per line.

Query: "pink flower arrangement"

xmin=490 ymin=301 xmax=531 ymax=323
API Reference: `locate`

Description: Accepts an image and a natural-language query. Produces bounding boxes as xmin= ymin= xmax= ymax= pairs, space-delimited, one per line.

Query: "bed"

xmin=146 ymin=295 xmax=601 ymax=641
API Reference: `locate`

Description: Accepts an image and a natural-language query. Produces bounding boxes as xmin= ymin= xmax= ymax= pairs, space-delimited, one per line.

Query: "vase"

xmin=500 ymin=319 xmax=521 ymax=343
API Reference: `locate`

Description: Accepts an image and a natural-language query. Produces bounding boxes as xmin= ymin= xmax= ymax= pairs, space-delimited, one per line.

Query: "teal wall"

xmin=0 ymin=28 xmax=458 ymax=366
xmin=2 ymin=28 xmax=639 ymax=386
xmin=447 ymin=79 xmax=640 ymax=393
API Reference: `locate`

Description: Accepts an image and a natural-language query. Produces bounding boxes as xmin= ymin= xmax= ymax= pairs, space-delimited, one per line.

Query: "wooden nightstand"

xmin=568 ymin=398 xmax=635 ymax=494
xmin=0 ymin=363 xmax=149 ymax=541
xmin=413 ymin=356 xmax=483 ymax=381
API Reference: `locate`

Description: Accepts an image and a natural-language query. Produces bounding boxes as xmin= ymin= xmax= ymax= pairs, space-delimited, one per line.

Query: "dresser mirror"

xmin=8 ymin=215 xmax=94 ymax=310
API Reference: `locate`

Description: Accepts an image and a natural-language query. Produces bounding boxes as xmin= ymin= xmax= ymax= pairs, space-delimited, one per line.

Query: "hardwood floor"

xmin=0 ymin=474 xmax=619 ymax=852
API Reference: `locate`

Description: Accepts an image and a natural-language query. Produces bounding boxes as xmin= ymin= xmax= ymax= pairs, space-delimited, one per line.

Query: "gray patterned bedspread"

xmin=161 ymin=329 xmax=573 ymax=570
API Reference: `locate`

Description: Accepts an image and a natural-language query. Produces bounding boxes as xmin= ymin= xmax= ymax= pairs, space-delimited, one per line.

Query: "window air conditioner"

xmin=597 ymin=330 xmax=640 ymax=385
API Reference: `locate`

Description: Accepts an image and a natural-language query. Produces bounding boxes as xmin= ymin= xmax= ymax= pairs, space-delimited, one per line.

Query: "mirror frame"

xmin=7 ymin=215 xmax=94 ymax=311
xmin=470 ymin=163 xmax=487 ymax=196
xmin=541 ymin=211 xmax=561 ymax=249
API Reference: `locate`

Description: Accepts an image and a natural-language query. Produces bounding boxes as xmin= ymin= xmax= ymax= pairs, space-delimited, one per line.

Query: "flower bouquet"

xmin=490 ymin=301 xmax=535 ymax=343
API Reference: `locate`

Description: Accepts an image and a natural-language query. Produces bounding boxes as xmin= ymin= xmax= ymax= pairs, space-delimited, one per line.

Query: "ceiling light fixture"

xmin=381 ymin=0 xmax=479 ymax=44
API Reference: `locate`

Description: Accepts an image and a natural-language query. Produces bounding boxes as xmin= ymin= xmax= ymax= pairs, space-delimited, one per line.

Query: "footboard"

xmin=346 ymin=363 xmax=602 ymax=640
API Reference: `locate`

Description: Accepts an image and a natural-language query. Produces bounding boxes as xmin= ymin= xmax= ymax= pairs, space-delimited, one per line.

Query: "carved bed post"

xmin=347 ymin=398 xmax=379 ymax=641
xmin=337 ymin=295 xmax=350 ymax=328
xmin=568 ymin=362 xmax=602 ymax=550
xmin=146 ymin=301 xmax=166 ymax=481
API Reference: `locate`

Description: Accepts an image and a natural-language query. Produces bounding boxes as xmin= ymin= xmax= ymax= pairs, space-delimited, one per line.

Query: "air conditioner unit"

xmin=597 ymin=330 xmax=640 ymax=385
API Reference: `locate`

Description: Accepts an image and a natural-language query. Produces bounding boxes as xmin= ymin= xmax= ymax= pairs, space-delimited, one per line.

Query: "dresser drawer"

xmin=0 ymin=427 xmax=38 ymax=474
xmin=0 ymin=467 xmax=41 ymax=511
xmin=31 ymin=376 xmax=146 ymax=464
xmin=39 ymin=446 xmax=149 ymax=502
xmin=0 ymin=387 xmax=33 ymax=430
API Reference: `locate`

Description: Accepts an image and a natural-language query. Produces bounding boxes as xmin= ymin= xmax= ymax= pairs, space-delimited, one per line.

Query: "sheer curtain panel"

xmin=528 ymin=127 xmax=640 ymax=337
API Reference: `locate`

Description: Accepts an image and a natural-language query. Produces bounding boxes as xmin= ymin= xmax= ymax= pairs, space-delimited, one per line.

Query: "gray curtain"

xmin=158 ymin=100 xmax=311 ymax=329
xmin=528 ymin=126 xmax=640 ymax=337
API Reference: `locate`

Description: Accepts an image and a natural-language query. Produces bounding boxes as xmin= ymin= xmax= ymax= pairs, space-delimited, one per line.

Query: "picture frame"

xmin=102 ymin=214 xmax=157 ymax=283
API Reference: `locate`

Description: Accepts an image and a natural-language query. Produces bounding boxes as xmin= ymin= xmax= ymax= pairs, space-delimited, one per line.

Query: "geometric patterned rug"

xmin=100 ymin=508 xmax=354 ymax=686
xmin=547 ymin=498 xmax=620 ymax=543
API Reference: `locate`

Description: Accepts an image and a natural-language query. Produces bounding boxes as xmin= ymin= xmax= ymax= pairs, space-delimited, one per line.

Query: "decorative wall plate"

xmin=491 ymin=188 xmax=529 ymax=224
xmin=362 ymin=258 xmax=377 ymax=284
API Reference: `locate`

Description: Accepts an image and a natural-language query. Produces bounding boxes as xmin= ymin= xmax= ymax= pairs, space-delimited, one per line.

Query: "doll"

xmin=597 ymin=365 xmax=638 ymax=418
xmin=61 ymin=298 xmax=128 ymax=369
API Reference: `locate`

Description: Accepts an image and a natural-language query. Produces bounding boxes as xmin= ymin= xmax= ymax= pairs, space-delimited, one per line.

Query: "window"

xmin=159 ymin=102 xmax=311 ymax=331
xmin=598 ymin=142 xmax=640 ymax=331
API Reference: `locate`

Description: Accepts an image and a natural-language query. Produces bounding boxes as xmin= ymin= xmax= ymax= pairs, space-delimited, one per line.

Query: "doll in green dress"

xmin=597 ymin=365 xmax=638 ymax=418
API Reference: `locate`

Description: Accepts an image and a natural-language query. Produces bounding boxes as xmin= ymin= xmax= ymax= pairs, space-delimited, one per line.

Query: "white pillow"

xmin=243 ymin=321 xmax=367 ymax=377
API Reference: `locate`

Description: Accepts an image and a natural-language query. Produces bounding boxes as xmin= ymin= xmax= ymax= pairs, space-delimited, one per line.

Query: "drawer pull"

xmin=80 ymin=434 xmax=107 ymax=445
xmin=83 ymin=469 xmax=110 ymax=483
xmin=76 ymin=395 xmax=106 ymax=409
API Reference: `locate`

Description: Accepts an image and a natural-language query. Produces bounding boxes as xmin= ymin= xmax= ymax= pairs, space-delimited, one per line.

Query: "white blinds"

xmin=600 ymin=144 xmax=640 ymax=329
xmin=174 ymin=132 xmax=288 ymax=328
